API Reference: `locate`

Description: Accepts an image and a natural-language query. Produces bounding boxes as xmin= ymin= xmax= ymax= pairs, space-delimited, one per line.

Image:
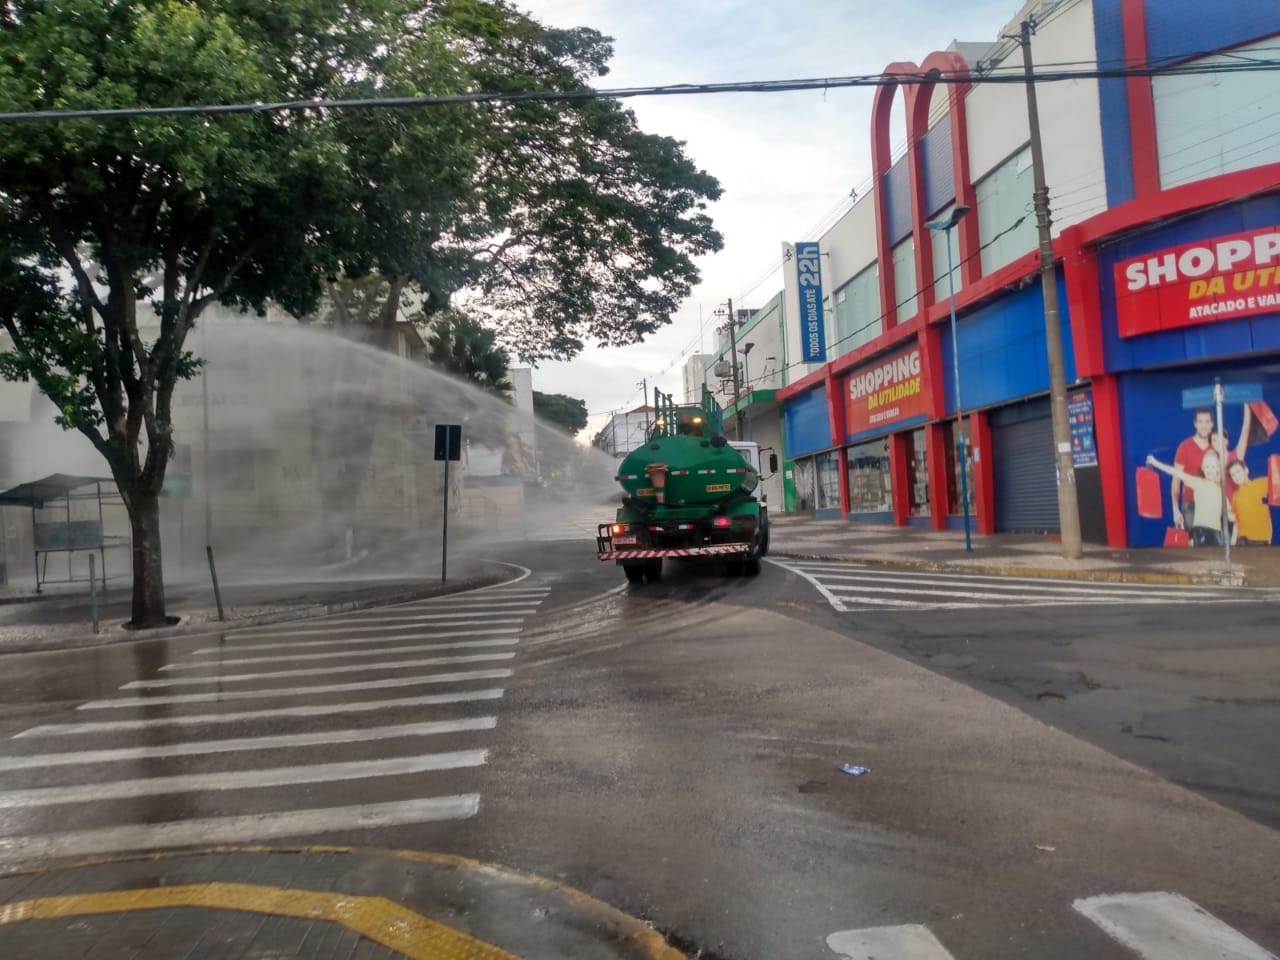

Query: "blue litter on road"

xmin=838 ymin=764 xmax=869 ymax=777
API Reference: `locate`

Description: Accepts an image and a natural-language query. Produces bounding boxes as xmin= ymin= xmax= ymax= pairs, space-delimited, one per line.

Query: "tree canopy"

xmin=533 ymin=391 xmax=589 ymax=436
xmin=425 ymin=311 xmax=512 ymax=395
xmin=0 ymin=0 xmax=721 ymax=624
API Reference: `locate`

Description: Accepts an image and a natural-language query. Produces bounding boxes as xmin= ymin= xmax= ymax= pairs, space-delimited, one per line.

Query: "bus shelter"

xmin=0 ymin=474 xmax=129 ymax=593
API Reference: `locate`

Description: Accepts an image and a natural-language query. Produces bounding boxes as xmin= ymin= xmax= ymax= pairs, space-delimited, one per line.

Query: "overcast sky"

xmin=517 ymin=0 xmax=1017 ymax=440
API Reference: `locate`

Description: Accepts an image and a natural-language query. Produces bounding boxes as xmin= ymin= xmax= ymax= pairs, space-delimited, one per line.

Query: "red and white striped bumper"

xmin=598 ymin=543 xmax=752 ymax=561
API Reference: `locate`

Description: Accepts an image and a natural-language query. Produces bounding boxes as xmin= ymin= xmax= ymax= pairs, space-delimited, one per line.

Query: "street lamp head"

xmin=924 ymin=204 xmax=972 ymax=232
xmin=740 ymin=342 xmax=755 ymax=356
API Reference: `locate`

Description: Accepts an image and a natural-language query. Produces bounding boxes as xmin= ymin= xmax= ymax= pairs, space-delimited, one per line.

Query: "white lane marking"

xmin=80 ymin=669 xmax=514 ymax=709
xmin=225 ymin=618 xmax=527 ymax=640
xmin=0 ymin=795 xmax=480 ymax=863
xmin=356 ymin=601 xmax=542 ymax=612
xmin=1 ymin=718 xmax=496 ymax=770
xmin=275 ymin=609 xmax=539 ymax=627
xmin=193 ymin=627 xmax=521 ymax=655
xmin=812 ymin=578 xmax=1200 ymax=603
xmin=804 ymin=570 xmax=1231 ymax=599
xmin=827 ymin=924 xmax=956 ymax=959
xmin=1074 ymin=892 xmax=1278 ymax=960
xmin=788 ymin=562 xmax=1238 ymax=593
xmin=0 ymin=750 xmax=488 ymax=809
xmin=767 ymin=560 xmax=851 ymax=611
xmin=473 ymin=562 xmax=533 ymax=587
xmin=15 ymin=690 xmax=505 ymax=738
xmin=123 ymin=653 xmax=515 ymax=689
xmin=162 ymin=638 xmax=519 ymax=670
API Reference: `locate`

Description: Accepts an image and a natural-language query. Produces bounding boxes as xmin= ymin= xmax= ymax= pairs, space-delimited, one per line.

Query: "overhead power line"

xmin=3 ymin=56 xmax=1280 ymax=123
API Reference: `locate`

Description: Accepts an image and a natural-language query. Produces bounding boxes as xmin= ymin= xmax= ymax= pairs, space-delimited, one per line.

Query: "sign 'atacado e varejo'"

xmin=1115 ymin=226 xmax=1280 ymax=337
xmin=845 ymin=344 xmax=926 ymax=435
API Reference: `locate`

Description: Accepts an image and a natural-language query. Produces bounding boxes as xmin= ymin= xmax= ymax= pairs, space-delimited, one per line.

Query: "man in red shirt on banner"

xmin=1171 ymin=405 xmax=1253 ymax=532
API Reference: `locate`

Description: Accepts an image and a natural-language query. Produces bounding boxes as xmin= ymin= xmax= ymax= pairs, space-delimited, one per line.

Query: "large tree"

xmin=533 ymin=391 xmax=588 ymax=436
xmin=0 ymin=0 xmax=721 ymax=627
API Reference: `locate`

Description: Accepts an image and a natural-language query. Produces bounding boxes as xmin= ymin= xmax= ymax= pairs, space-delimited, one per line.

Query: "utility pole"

xmin=725 ymin=297 xmax=746 ymax=440
xmin=638 ymin=378 xmax=650 ymax=436
xmin=1020 ymin=16 xmax=1083 ymax=560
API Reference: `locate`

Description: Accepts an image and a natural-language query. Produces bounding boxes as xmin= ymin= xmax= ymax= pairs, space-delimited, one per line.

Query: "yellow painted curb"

xmin=0 ymin=844 xmax=686 ymax=960
xmin=0 ymin=881 xmax=518 ymax=960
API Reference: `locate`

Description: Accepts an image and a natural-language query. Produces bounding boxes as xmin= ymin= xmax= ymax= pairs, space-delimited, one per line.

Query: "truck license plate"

xmin=612 ymin=535 xmax=637 ymax=545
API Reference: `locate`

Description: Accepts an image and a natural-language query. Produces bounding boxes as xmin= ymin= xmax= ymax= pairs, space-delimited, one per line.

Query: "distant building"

xmin=593 ymin=406 xmax=654 ymax=458
xmin=681 ymin=354 xmax=711 ymax=403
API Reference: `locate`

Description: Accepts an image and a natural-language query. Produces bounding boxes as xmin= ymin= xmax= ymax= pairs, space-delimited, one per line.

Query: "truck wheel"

xmin=623 ymin=564 xmax=645 ymax=584
xmin=644 ymin=559 xmax=663 ymax=582
xmin=743 ymin=558 xmax=761 ymax=576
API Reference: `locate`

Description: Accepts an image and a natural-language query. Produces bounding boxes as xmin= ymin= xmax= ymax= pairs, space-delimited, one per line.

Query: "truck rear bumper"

xmin=597 ymin=544 xmax=753 ymax=561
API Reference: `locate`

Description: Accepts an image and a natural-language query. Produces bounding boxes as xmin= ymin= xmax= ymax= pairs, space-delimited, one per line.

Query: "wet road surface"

xmin=0 ymin=542 xmax=1277 ymax=958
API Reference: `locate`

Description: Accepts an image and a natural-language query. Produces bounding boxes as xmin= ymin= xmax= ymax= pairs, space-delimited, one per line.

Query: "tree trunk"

xmin=127 ymin=491 xmax=168 ymax=628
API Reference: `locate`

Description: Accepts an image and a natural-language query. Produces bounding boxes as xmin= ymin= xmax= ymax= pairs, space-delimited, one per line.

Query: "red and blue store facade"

xmin=780 ymin=0 xmax=1280 ymax=547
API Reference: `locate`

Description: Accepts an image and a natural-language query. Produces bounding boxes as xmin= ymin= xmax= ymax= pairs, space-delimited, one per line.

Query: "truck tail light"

xmin=712 ymin=516 xmax=733 ymax=528
xmin=610 ymin=523 xmax=625 ymax=535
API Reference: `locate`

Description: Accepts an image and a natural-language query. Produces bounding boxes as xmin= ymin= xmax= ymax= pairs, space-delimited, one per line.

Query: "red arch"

xmin=871 ymin=62 xmax=919 ymax=329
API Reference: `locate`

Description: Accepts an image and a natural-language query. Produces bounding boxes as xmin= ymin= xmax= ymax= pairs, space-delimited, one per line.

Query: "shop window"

xmin=942 ymin=419 xmax=974 ymax=516
xmin=891 ymin=237 xmax=917 ymax=322
xmin=908 ymin=427 xmax=929 ymax=517
xmin=1153 ymin=38 xmax=1280 ymax=189
xmin=975 ymin=146 xmax=1036 ymax=275
xmin=816 ymin=451 xmax=841 ymax=511
xmin=846 ymin=440 xmax=892 ymax=515
xmin=833 ymin=265 xmax=882 ymax=356
xmin=793 ymin=457 xmax=816 ymax=513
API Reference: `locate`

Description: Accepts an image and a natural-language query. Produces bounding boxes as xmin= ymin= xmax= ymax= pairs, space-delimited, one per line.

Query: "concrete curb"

xmin=771 ymin=550 xmax=1246 ymax=586
xmin=0 ymin=570 xmax=509 ymax=655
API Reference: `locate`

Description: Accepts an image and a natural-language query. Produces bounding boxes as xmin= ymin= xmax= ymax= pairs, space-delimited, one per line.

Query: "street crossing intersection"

xmin=0 ymin=574 xmax=550 ymax=864
xmin=772 ymin=558 xmax=1280 ymax=612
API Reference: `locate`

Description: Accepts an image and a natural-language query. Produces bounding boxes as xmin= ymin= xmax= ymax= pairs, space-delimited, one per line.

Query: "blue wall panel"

xmin=939 ymin=274 xmax=1076 ymax=416
xmin=783 ymin=386 xmax=832 ymax=458
xmin=1092 ymin=0 xmax=1134 ymax=208
xmin=1096 ymin=194 xmax=1280 ymax=374
xmin=1144 ymin=1 xmax=1279 ymax=66
xmin=1120 ymin=358 xmax=1280 ymax=547
xmin=921 ymin=121 xmax=956 ymax=219
xmin=885 ymin=158 xmax=913 ymax=246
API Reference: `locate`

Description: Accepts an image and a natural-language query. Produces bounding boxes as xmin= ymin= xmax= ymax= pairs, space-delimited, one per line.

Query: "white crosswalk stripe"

xmin=0 ymin=568 xmax=549 ymax=864
xmin=772 ymin=559 xmax=1277 ymax=612
xmin=828 ymin=893 xmax=1278 ymax=959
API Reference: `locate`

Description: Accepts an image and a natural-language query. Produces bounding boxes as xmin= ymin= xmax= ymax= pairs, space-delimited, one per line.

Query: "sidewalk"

xmin=768 ymin=514 xmax=1280 ymax=587
xmin=0 ymin=846 xmax=683 ymax=959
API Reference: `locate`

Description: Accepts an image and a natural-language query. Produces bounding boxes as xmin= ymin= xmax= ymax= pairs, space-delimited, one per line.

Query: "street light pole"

xmin=740 ymin=342 xmax=755 ymax=442
xmin=926 ymin=205 xmax=973 ymax=553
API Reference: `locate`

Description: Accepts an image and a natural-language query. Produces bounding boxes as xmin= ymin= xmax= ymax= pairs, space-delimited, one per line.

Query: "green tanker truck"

xmin=596 ymin=387 xmax=776 ymax=584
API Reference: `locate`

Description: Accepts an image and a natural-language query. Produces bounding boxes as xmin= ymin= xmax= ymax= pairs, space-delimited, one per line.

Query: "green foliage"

xmin=424 ymin=311 xmax=513 ymax=395
xmin=0 ymin=0 xmax=721 ymax=621
xmin=533 ymin=391 xmax=588 ymax=436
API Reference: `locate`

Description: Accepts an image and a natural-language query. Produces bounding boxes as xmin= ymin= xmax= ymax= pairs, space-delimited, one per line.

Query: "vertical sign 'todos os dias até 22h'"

xmin=795 ymin=241 xmax=826 ymax=363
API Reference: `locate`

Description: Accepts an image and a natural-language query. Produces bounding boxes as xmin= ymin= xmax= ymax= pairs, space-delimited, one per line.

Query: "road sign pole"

xmin=442 ymin=456 xmax=449 ymax=584
xmin=1215 ymin=378 xmax=1230 ymax=572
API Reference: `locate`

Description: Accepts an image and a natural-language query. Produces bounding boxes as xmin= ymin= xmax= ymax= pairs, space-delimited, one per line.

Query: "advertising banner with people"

xmin=1126 ymin=364 xmax=1280 ymax=548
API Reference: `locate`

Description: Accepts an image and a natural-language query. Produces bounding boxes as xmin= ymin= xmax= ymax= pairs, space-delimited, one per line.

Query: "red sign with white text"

xmin=1114 ymin=226 xmax=1280 ymax=337
xmin=844 ymin=343 xmax=927 ymax=436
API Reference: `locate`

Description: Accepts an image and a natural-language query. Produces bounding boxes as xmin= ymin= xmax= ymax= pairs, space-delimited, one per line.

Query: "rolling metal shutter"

xmin=992 ymin=399 xmax=1059 ymax=533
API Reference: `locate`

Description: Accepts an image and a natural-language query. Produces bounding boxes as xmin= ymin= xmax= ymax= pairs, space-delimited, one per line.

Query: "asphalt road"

xmin=0 ymin=539 xmax=1276 ymax=959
